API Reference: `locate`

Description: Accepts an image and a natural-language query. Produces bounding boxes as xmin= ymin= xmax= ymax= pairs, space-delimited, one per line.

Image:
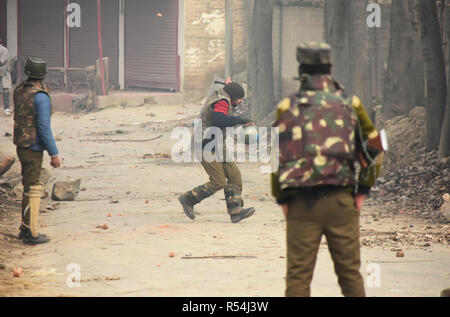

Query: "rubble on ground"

xmin=368 ymin=107 xmax=450 ymax=222
xmin=51 ymin=179 xmax=82 ymax=201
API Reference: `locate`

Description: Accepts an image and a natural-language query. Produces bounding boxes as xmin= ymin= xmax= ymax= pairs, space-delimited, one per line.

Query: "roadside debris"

xmin=0 ymin=157 xmax=15 ymax=178
xmin=51 ymin=179 xmax=82 ymax=201
xmin=143 ymin=153 xmax=171 ymax=159
xmin=13 ymin=267 xmax=22 ymax=277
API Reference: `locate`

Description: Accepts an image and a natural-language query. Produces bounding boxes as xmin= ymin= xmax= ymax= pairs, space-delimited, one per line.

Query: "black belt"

xmin=284 ymin=185 xmax=355 ymax=209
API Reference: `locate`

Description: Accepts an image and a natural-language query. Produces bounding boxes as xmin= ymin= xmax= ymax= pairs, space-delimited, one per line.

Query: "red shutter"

xmin=125 ymin=0 xmax=178 ymax=91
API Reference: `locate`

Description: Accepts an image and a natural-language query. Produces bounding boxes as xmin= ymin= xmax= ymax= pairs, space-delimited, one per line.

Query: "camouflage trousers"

xmin=285 ymin=189 xmax=365 ymax=297
xmin=187 ymin=161 xmax=244 ymax=215
xmin=17 ymin=147 xmax=43 ymax=229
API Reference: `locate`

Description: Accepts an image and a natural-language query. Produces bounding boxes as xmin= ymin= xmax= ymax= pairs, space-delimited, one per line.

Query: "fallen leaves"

xmin=96 ymin=224 xmax=109 ymax=230
xmin=396 ymin=251 xmax=405 ymax=258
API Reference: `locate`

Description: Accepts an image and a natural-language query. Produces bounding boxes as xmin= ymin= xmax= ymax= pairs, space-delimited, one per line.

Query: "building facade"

xmin=1 ymin=0 xmax=249 ymax=98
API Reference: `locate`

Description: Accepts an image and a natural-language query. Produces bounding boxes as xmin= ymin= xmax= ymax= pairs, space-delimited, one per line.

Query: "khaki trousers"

xmin=285 ymin=190 xmax=365 ymax=297
xmin=200 ymin=161 xmax=242 ymax=193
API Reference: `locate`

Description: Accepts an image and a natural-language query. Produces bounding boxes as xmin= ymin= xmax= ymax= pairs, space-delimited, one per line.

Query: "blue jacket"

xmin=29 ymin=92 xmax=59 ymax=157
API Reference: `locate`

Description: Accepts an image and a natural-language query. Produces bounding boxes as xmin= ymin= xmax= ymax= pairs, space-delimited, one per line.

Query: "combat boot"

xmin=178 ymin=185 xmax=217 ymax=221
xmin=18 ymin=228 xmax=50 ymax=245
xmin=225 ymin=184 xmax=255 ymax=223
xmin=230 ymin=207 xmax=256 ymax=223
xmin=178 ymin=192 xmax=196 ymax=220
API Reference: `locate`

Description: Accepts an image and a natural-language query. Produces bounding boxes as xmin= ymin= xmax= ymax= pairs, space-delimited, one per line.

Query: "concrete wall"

xmin=183 ymin=0 xmax=248 ymax=100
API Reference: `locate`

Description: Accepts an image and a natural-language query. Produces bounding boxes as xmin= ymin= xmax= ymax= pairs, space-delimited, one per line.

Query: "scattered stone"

xmin=396 ymin=251 xmax=405 ymax=258
xmin=0 ymin=263 xmax=5 ymax=270
xmin=51 ymin=179 xmax=81 ymax=201
xmin=0 ymin=174 xmax=22 ymax=189
xmin=440 ymin=200 xmax=450 ymax=223
xmin=13 ymin=267 xmax=22 ymax=277
xmin=142 ymin=153 xmax=170 ymax=159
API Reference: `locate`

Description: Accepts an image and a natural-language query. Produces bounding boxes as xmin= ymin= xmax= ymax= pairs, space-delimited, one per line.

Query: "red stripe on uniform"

xmin=212 ymin=100 xmax=230 ymax=115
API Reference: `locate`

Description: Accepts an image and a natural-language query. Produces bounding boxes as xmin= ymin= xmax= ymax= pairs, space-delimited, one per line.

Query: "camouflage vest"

xmin=200 ymin=88 xmax=232 ymax=131
xmin=274 ymin=75 xmax=358 ymax=190
xmin=13 ymin=80 xmax=51 ymax=148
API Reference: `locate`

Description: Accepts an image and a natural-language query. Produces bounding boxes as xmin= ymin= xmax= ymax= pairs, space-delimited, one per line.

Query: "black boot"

xmin=18 ymin=228 xmax=50 ymax=245
xmin=230 ymin=207 xmax=256 ymax=224
xmin=178 ymin=185 xmax=216 ymax=221
xmin=178 ymin=193 xmax=196 ymax=220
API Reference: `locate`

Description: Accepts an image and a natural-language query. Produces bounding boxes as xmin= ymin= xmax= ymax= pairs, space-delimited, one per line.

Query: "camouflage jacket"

xmin=13 ymin=80 xmax=51 ymax=148
xmin=271 ymin=74 xmax=382 ymax=203
xmin=200 ymin=88 xmax=232 ymax=131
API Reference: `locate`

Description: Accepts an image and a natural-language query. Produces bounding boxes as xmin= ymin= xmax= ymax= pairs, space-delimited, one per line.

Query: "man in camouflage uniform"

xmin=272 ymin=43 xmax=384 ymax=297
xmin=179 ymin=78 xmax=256 ymax=223
xmin=14 ymin=57 xmax=61 ymax=245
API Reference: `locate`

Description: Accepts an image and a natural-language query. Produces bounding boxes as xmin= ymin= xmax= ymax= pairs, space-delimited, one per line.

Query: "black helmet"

xmin=24 ymin=57 xmax=47 ymax=79
xmin=223 ymin=82 xmax=245 ymax=101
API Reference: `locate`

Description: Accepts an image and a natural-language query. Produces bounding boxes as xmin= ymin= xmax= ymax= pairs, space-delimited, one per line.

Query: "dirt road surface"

xmin=0 ymin=101 xmax=449 ymax=297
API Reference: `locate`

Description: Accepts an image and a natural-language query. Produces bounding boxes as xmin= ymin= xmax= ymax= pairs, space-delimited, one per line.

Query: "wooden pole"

xmin=225 ymin=0 xmax=233 ymax=79
xmin=97 ymin=0 xmax=106 ymax=96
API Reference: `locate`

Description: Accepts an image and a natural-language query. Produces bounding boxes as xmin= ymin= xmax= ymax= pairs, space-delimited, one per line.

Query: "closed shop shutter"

xmin=69 ymin=0 xmax=119 ymax=88
xmin=21 ymin=0 xmax=64 ymax=68
xmin=125 ymin=0 xmax=178 ymax=91
xmin=0 ymin=0 xmax=6 ymax=46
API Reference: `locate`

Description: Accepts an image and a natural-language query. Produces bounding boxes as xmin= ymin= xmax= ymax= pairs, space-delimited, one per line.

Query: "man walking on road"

xmin=0 ymin=38 xmax=12 ymax=116
xmin=179 ymin=77 xmax=256 ymax=224
xmin=272 ymin=43 xmax=385 ymax=297
xmin=14 ymin=57 xmax=61 ymax=245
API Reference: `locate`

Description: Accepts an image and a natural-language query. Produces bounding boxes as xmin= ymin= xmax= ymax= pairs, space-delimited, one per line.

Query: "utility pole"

xmin=225 ymin=0 xmax=233 ymax=79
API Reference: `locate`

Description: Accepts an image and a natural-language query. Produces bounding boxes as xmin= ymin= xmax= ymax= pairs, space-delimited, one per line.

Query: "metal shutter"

xmin=69 ymin=0 xmax=119 ymax=87
xmin=21 ymin=0 xmax=64 ymax=68
xmin=125 ymin=0 xmax=178 ymax=91
xmin=0 ymin=0 xmax=6 ymax=46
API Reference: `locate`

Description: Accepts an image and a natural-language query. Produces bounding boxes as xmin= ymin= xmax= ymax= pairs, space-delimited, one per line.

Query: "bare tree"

xmin=348 ymin=0 xmax=372 ymax=111
xmin=247 ymin=0 xmax=275 ymax=122
xmin=324 ymin=0 xmax=350 ymax=90
xmin=440 ymin=1 xmax=450 ymax=158
xmin=417 ymin=0 xmax=447 ymax=150
xmin=383 ymin=0 xmax=425 ymax=118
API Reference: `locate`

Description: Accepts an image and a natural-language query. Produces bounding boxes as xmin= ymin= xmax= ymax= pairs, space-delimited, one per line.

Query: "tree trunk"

xmin=383 ymin=0 xmax=424 ymax=118
xmin=247 ymin=0 xmax=275 ymax=122
xmin=417 ymin=0 xmax=447 ymax=150
xmin=325 ymin=0 xmax=350 ymax=90
xmin=347 ymin=0 xmax=372 ymax=112
xmin=439 ymin=1 xmax=450 ymax=158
